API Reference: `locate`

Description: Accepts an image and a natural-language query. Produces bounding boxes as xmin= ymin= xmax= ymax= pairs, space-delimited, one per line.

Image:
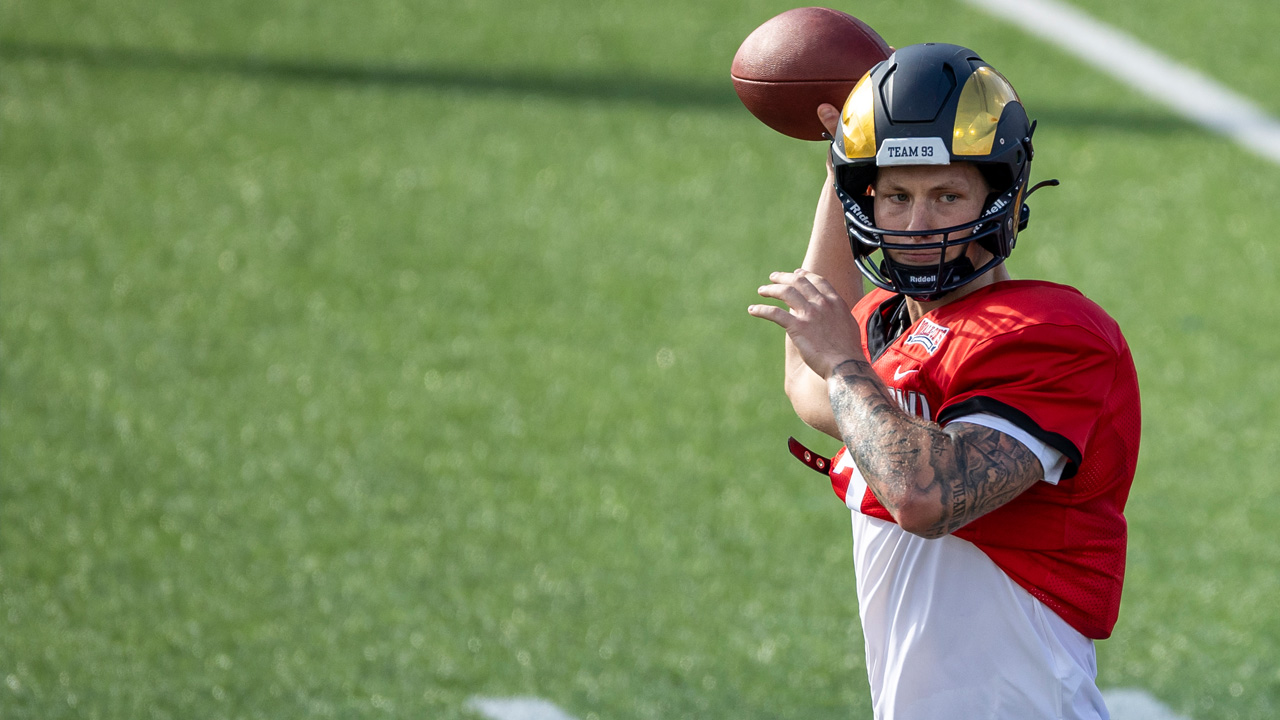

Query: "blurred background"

xmin=3 ymin=1 xmax=1279 ymax=718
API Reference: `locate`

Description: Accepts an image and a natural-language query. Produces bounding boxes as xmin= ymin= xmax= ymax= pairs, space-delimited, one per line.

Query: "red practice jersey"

xmin=830 ymin=280 xmax=1141 ymax=639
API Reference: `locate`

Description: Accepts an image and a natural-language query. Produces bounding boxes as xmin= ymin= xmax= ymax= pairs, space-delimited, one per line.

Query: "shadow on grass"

xmin=0 ymin=39 xmax=1199 ymax=133
xmin=0 ymin=39 xmax=739 ymax=109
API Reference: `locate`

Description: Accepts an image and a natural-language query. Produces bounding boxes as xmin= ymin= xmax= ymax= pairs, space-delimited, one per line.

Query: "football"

xmin=731 ymin=7 xmax=892 ymax=141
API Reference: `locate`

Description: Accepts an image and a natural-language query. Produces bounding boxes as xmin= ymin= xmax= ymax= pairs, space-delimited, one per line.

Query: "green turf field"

xmin=3 ymin=1 xmax=1279 ymax=718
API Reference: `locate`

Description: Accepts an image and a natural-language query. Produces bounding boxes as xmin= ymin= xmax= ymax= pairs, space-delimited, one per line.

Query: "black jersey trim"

xmin=937 ymin=396 xmax=1084 ymax=480
xmin=866 ymin=294 xmax=911 ymax=363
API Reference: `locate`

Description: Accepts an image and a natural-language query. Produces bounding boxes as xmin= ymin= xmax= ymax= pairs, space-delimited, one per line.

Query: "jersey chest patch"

xmin=903 ymin=317 xmax=951 ymax=355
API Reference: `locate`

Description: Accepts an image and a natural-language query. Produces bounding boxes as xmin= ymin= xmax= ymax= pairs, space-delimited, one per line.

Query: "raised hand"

xmin=748 ymin=268 xmax=865 ymax=380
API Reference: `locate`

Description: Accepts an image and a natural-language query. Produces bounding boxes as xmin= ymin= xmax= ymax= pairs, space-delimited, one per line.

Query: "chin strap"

xmin=1028 ymin=179 xmax=1060 ymax=195
xmin=1017 ymin=179 xmax=1060 ymax=232
xmin=879 ymin=255 xmax=978 ymax=302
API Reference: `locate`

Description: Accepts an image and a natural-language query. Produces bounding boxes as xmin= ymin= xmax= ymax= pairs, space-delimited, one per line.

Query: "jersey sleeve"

xmin=946 ymin=412 xmax=1068 ymax=485
xmin=935 ymin=323 xmax=1119 ymax=480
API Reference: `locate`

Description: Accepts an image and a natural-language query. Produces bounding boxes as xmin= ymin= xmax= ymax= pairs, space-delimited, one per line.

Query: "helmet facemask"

xmin=832 ymin=155 xmax=1029 ymax=301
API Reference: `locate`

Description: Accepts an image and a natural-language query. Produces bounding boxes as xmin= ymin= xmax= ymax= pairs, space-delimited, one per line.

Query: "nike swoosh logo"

xmin=893 ymin=366 xmax=919 ymax=381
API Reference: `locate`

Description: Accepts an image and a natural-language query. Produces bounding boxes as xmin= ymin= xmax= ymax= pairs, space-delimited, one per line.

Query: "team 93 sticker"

xmin=876 ymin=137 xmax=949 ymax=166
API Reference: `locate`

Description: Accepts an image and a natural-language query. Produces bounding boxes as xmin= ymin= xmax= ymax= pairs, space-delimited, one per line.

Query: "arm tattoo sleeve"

xmin=828 ymin=359 xmax=1044 ymax=538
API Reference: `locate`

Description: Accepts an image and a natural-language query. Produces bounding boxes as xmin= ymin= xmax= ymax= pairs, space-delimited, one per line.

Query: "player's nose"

xmin=903 ymin=204 xmax=940 ymax=242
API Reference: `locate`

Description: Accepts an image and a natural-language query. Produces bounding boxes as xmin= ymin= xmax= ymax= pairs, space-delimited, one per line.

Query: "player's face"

xmin=872 ymin=163 xmax=991 ymax=266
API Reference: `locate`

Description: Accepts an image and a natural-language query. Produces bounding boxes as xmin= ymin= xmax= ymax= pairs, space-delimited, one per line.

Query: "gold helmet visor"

xmin=952 ymin=66 xmax=1020 ymax=156
xmin=840 ymin=73 xmax=877 ymax=159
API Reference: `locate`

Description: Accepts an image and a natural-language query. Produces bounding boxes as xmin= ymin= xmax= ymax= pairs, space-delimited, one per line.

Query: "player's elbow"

xmin=890 ymin=500 xmax=948 ymax=539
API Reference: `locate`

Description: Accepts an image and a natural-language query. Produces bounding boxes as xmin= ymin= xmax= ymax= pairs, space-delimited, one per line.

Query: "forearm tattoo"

xmin=828 ymin=359 xmax=1043 ymax=538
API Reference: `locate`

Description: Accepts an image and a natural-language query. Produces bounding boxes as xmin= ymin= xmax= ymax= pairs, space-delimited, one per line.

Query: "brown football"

xmin=731 ymin=7 xmax=891 ymax=141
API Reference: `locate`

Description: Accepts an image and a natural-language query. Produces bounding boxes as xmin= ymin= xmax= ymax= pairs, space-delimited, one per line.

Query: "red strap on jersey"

xmin=788 ymin=436 xmax=830 ymax=473
xmin=788 ymin=437 xmax=849 ymax=504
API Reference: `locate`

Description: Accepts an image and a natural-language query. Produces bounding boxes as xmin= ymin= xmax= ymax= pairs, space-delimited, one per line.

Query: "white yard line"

xmin=961 ymin=0 xmax=1280 ymax=165
xmin=465 ymin=697 xmax=580 ymax=720
xmin=466 ymin=690 xmax=1191 ymax=720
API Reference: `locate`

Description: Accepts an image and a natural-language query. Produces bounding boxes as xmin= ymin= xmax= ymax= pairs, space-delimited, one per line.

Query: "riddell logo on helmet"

xmin=844 ymin=200 xmax=873 ymax=227
xmin=983 ymin=195 xmax=1008 ymax=217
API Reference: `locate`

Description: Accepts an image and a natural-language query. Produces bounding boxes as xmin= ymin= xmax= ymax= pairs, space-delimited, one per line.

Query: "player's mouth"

xmin=891 ymin=250 xmax=944 ymax=265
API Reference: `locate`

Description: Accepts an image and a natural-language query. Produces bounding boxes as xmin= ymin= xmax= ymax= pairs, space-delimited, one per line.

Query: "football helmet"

xmin=830 ymin=43 xmax=1055 ymax=300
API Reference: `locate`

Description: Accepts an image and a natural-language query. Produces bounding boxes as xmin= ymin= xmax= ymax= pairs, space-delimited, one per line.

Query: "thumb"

xmin=818 ymin=104 xmax=840 ymax=137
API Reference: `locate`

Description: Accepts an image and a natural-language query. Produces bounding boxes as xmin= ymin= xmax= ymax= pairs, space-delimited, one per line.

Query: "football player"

xmin=748 ymin=43 xmax=1141 ymax=719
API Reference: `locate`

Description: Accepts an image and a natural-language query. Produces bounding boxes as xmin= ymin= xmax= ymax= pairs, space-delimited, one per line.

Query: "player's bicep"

xmin=930 ymin=422 xmax=1043 ymax=536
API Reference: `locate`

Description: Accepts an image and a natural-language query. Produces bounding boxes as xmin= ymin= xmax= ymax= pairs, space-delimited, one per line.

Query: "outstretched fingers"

xmin=749 ymin=268 xmax=862 ymax=379
xmin=795 ymin=269 xmax=844 ymax=299
xmin=746 ymin=301 xmax=794 ymax=329
xmin=750 ymin=269 xmax=849 ymax=330
xmin=751 ymin=270 xmax=823 ymax=325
